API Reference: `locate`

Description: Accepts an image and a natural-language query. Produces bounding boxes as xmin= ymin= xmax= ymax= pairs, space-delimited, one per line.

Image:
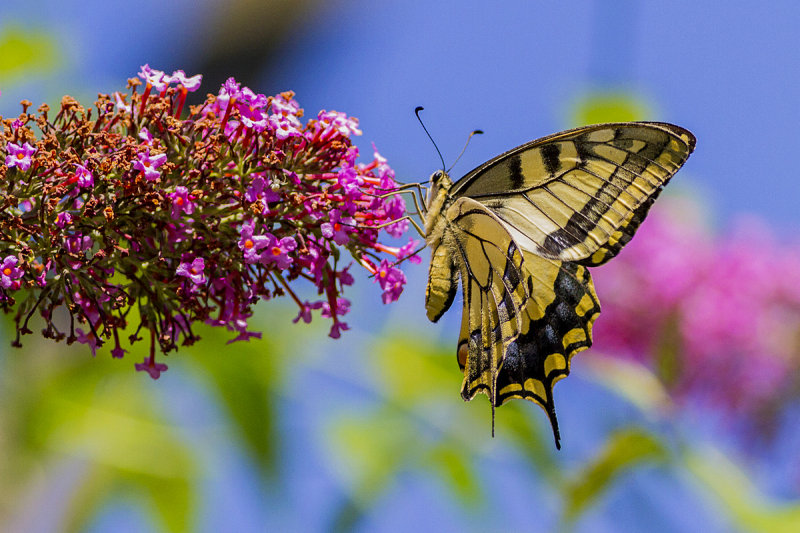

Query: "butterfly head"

xmin=425 ymin=169 xmax=453 ymax=212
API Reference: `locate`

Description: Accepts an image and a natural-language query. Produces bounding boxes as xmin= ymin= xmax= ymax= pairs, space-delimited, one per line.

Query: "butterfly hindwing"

xmin=494 ymin=254 xmax=600 ymax=449
xmin=438 ymin=198 xmax=529 ymax=408
xmin=453 ymin=122 xmax=695 ymax=263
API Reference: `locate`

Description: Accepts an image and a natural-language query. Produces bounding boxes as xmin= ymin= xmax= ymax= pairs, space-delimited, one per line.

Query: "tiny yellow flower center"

xmin=244 ymin=239 xmax=254 ymax=249
xmin=16 ymin=153 xmax=24 ymax=160
xmin=190 ymin=267 xmax=198 ymax=275
xmin=380 ymin=270 xmax=387 ymax=278
xmin=2 ymin=267 xmax=11 ymax=276
xmin=175 ymin=197 xmax=184 ymax=205
xmin=271 ymin=247 xmax=282 ymax=256
xmin=334 ymin=223 xmax=341 ymax=231
xmin=144 ymin=160 xmax=151 ymax=167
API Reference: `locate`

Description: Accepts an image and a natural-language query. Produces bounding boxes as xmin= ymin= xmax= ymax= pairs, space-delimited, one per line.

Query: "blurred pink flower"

xmin=593 ymin=196 xmax=800 ymax=418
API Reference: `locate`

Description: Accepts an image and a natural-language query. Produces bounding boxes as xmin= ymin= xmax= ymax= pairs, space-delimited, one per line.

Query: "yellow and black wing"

xmin=425 ymin=122 xmax=694 ymax=447
xmin=453 ymin=244 xmax=600 ymax=449
xmin=424 ymin=197 xmax=601 ymax=448
xmin=489 ymin=253 xmax=599 ymax=449
xmin=425 ymin=198 xmax=529 ymax=413
xmin=452 ymin=122 xmax=696 ymax=265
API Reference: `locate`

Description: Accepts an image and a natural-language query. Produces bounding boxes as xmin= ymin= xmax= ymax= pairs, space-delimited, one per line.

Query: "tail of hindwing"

xmin=493 ymin=257 xmax=600 ymax=448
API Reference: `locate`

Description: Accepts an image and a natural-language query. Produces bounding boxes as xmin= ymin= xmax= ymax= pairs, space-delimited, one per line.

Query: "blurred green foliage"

xmin=0 ymin=25 xmax=59 ymax=85
xmin=0 ymin=332 xmax=197 ymax=532
xmin=570 ymin=92 xmax=651 ymax=126
xmin=3 ymin=298 xmax=800 ymax=531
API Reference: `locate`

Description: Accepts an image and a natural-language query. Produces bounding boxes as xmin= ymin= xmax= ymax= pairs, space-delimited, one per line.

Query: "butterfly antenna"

xmin=447 ymin=129 xmax=483 ymax=174
xmin=415 ymin=106 xmax=446 ymax=171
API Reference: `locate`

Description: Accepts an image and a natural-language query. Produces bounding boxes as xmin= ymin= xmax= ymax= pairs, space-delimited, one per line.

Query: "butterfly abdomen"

xmin=425 ymin=242 xmax=459 ymax=323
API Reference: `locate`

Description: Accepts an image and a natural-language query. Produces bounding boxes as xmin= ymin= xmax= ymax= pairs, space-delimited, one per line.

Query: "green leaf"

xmin=45 ymin=396 xmax=195 ymax=477
xmin=63 ymin=467 xmax=193 ymax=533
xmin=498 ymin=402 xmax=561 ymax=485
xmin=325 ymin=410 xmax=412 ymax=531
xmin=562 ymin=427 xmax=668 ymax=522
xmin=425 ymin=444 xmax=483 ymax=508
xmin=570 ymin=92 xmax=651 ymax=125
xmin=127 ymin=472 xmax=194 ymax=533
xmin=0 ymin=25 xmax=60 ymax=81
xmin=0 ymin=336 xmax=196 ymax=532
xmin=684 ymin=446 xmax=800 ymax=533
xmin=370 ymin=333 xmax=460 ymax=404
xmin=326 ymin=411 xmax=410 ymax=500
xmin=186 ymin=323 xmax=286 ymax=479
xmin=582 ymin=355 xmax=672 ymax=415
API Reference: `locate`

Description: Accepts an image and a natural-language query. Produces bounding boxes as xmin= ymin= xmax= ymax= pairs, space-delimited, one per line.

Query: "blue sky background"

xmin=3 ymin=1 xmax=800 ymax=531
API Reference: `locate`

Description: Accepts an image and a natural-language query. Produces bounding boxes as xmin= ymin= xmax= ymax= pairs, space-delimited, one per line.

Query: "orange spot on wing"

xmin=457 ymin=343 xmax=468 ymax=369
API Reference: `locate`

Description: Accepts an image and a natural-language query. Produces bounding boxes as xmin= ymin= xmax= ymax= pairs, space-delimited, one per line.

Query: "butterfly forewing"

xmin=452 ymin=122 xmax=696 ymax=263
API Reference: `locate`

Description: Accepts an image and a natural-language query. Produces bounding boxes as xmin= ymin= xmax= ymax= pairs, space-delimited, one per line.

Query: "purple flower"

xmin=336 ymin=165 xmax=363 ymax=194
xmin=65 ymin=234 xmax=93 ymax=254
xmin=5 ymin=142 xmax=37 ymax=171
xmin=260 ymin=234 xmax=297 ymax=269
xmin=75 ymin=328 xmax=101 ymax=357
xmin=1 ymin=69 xmax=418 ymax=373
xmin=133 ymin=150 xmax=167 ymax=181
xmin=317 ymin=110 xmax=362 ymax=137
xmin=293 ymin=300 xmax=324 ymax=324
xmin=317 ymin=296 xmax=351 ymax=339
xmin=113 ymin=92 xmax=131 ymax=113
xmin=64 ymin=235 xmax=93 ymax=269
xmin=320 ymin=209 xmax=353 ymax=245
xmin=328 ymin=321 xmax=350 ymax=339
xmin=138 ymin=127 xmax=154 ymax=145
xmin=177 ymin=257 xmax=206 ymax=285
xmin=245 ymin=176 xmax=280 ymax=206
xmin=398 ymin=239 xmax=422 ymax=264
xmin=166 ymin=70 xmax=202 ymax=91
xmin=242 ymin=114 xmax=268 ymax=132
xmin=111 ymin=345 xmax=127 ymax=359
xmin=212 ymin=77 xmax=242 ymax=114
xmin=238 ymin=220 xmax=270 ymax=264
xmin=270 ymin=115 xmax=302 ymax=140
xmin=321 ymin=297 xmax=350 ymax=319
xmin=1 ymin=256 xmax=23 ymax=289
xmin=55 ymin=212 xmax=73 ymax=228
xmin=384 ymin=195 xmax=408 ymax=237
xmin=135 ymin=356 xmax=168 ymax=379
xmin=138 ymin=64 xmax=167 ymax=91
xmin=167 ymin=186 xmax=196 ymax=219
xmin=238 ymin=87 xmax=269 ymax=113
xmin=375 ymin=260 xmax=407 ymax=304
xmin=270 ymin=94 xmax=301 ymax=117
xmin=75 ymin=164 xmax=94 ymax=188
xmin=35 ymin=260 xmax=52 ymax=287
xmin=338 ymin=266 xmax=355 ymax=286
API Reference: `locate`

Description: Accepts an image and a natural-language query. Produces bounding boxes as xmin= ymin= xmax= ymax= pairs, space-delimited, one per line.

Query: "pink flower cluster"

xmin=0 ymin=66 xmax=419 ymax=377
xmin=592 ymin=196 xmax=800 ymax=418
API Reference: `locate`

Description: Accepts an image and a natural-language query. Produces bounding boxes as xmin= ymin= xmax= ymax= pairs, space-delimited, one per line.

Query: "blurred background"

xmin=3 ymin=1 xmax=800 ymax=531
